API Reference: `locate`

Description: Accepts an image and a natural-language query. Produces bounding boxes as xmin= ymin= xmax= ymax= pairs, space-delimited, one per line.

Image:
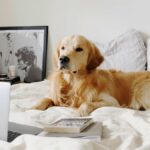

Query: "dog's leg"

xmin=32 ymin=98 xmax=54 ymax=110
xmin=79 ymin=94 xmax=120 ymax=116
xmin=78 ymin=101 xmax=115 ymax=116
xmin=130 ymin=78 xmax=150 ymax=110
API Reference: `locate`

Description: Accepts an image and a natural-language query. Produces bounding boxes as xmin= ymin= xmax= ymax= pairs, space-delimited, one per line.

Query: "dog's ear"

xmin=52 ymin=41 xmax=61 ymax=70
xmin=86 ymin=42 xmax=104 ymax=70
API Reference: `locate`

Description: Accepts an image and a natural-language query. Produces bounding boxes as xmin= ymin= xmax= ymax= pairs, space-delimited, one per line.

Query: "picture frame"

xmin=0 ymin=26 xmax=48 ymax=83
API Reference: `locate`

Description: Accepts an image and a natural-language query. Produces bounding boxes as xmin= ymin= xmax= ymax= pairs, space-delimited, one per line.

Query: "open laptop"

xmin=0 ymin=82 xmax=10 ymax=141
xmin=0 ymin=82 xmax=42 ymax=142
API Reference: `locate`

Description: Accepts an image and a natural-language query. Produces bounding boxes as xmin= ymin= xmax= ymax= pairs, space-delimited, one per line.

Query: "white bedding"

xmin=5 ymin=80 xmax=150 ymax=150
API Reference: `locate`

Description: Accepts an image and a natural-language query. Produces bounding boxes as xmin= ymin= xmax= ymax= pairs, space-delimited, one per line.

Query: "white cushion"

xmin=96 ymin=29 xmax=147 ymax=72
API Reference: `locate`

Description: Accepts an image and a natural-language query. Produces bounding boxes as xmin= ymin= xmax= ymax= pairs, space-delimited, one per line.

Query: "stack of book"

xmin=0 ymin=75 xmax=20 ymax=84
xmin=37 ymin=117 xmax=102 ymax=143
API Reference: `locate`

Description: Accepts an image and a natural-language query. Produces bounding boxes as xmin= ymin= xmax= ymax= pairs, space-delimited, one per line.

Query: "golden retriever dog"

xmin=34 ymin=35 xmax=150 ymax=116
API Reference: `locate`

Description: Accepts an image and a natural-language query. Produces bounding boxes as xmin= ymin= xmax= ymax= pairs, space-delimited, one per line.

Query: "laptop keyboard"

xmin=7 ymin=130 xmax=21 ymax=142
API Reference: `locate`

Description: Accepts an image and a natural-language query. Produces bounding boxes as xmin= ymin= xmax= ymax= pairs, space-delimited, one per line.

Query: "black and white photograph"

xmin=0 ymin=26 xmax=48 ymax=82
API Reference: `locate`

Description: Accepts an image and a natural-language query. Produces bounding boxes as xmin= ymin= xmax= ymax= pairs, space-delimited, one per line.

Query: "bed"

xmin=1 ymin=29 xmax=150 ymax=149
xmin=6 ymin=79 xmax=150 ymax=150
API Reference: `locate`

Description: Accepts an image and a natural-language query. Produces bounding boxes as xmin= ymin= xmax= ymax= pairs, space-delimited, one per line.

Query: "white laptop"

xmin=0 ymin=82 xmax=42 ymax=142
xmin=0 ymin=82 xmax=11 ymax=141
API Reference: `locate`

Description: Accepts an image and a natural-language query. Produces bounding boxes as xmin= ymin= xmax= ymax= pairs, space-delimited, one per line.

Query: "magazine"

xmin=39 ymin=117 xmax=94 ymax=133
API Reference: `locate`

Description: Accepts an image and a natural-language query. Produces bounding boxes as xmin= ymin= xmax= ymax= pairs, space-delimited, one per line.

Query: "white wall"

xmin=0 ymin=0 xmax=150 ymax=74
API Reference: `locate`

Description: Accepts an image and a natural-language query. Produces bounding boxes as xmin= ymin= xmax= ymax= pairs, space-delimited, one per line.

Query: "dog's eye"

xmin=75 ymin=47 xmax=83 ymax=52
xmin=61 ymin=46 xmax=65 ymax=50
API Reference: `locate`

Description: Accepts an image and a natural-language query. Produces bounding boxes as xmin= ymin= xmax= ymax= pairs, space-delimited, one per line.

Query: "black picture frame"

xmin=0 ymin=26 xmax=48 ymax=83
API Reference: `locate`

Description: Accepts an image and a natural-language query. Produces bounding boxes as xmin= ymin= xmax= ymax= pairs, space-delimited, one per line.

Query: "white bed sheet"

xmin=6 ymin=80 xmax=150 ymax=150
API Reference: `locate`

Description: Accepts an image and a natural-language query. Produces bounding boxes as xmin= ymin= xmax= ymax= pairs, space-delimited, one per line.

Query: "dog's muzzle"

xmin=59 ymin=56 xmax=70 ymax=69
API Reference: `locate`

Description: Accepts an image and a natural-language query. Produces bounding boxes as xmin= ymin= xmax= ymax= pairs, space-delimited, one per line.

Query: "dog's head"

xmin=54 ymin=35 xmax=103 ymax=73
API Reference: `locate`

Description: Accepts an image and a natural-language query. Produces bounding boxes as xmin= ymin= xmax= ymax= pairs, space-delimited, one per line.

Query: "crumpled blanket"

xmin=0 ymin=135 xmax=104 ymax=150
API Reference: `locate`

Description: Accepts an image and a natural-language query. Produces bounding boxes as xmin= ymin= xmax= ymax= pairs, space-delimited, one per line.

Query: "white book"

xmin=37 ymin=117 xmax=93 ymax=133
xmin=39 ymin=122 xmax=102 ymax=143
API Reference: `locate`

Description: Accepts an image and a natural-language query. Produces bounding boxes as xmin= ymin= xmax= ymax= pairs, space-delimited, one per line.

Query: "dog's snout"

xmin=59 ymin=56 xmax=70 ymax=64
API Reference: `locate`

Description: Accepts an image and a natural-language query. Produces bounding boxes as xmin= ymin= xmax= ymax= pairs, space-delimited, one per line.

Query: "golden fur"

xmin=34 ymin=35 xmax=150 ymax=116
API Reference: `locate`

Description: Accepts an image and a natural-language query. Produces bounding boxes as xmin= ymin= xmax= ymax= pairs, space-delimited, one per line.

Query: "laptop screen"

xmin=0 ymin=82 xmax=10 ymax=141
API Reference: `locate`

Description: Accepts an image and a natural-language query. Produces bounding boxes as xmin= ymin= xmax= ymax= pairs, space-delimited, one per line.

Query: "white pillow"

xmin=96 ymin=29 xmax=147 ymax=72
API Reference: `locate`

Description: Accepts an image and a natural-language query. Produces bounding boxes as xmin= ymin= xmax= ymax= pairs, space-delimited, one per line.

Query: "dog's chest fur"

xmin=58 ymin=73 xmax=80 ymax=107
xmin=55 ymin=72 xmax=99 ymax=108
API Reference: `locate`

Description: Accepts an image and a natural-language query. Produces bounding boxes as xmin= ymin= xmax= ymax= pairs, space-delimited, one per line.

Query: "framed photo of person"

xmin=0 ymin=26 xmax=48 ymax=83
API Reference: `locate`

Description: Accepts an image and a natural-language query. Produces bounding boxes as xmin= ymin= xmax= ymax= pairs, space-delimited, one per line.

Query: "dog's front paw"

xmin=33 ymin=98 xmax=53 ymax=110
xmin=78 ymin=103 xmax=90 ymax=116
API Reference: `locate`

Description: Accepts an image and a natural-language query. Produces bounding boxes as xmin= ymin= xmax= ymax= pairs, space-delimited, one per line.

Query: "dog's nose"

xmin=59 ymin=56 xmax=70 ymax=64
